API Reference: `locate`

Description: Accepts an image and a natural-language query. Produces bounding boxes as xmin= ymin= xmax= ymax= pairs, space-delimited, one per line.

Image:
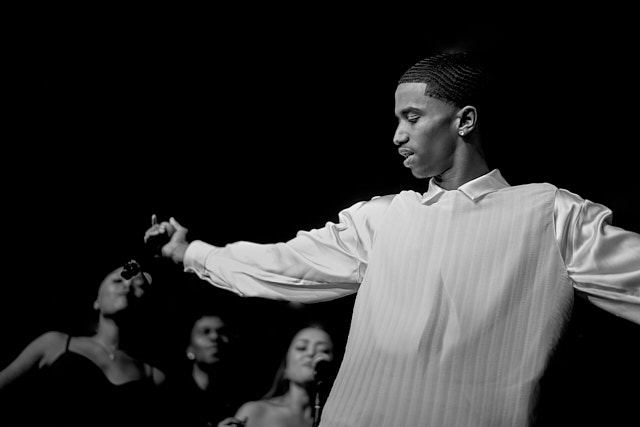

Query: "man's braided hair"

xmin=398 ymin=52 xmax=488 ymax=109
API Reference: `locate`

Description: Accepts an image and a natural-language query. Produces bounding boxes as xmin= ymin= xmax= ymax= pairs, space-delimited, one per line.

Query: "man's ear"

xmin=457 ymin=106 xmax=478 ymax=136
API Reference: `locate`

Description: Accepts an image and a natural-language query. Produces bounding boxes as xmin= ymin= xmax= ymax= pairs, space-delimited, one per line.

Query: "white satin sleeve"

xmin=555 ymin=188 xmax=640 ymax=324
xmin=183 ymin=195 xmax=394 ymax=303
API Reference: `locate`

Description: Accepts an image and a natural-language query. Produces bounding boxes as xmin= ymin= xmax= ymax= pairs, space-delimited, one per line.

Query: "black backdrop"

xmin=3 ymin=6 xmax=639 ymax=425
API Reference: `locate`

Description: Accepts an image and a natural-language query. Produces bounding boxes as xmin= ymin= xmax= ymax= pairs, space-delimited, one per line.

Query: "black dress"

xmin=162 ymin=367 xmax=242 ymax=427
xmin=3 ymin=334 xmax=162 ymax=426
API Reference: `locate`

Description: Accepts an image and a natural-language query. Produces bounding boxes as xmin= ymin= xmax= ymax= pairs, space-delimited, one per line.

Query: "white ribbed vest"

xmin=322 ymin=183 xmax=573 ymax=427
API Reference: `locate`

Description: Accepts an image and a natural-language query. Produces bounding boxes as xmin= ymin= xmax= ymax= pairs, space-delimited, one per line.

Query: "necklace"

xmin=93 ymin=339 xmax=117 ymax=361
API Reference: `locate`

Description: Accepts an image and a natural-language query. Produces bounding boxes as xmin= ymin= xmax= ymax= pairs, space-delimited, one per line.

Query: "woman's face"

xmin=284 ymin=327 xmax=334 ymax=385
xmin=188 ymin=315 xmax=231 ymax=366
xmin=94 ymin=266 xmax=151 ymax=315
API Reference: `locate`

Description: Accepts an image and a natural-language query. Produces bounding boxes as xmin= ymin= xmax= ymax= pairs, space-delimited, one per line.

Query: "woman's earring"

xmin=187 ymin=352 xmax=195 ymax=360
xmin=458 ymin=130 xmax=465 ymax=136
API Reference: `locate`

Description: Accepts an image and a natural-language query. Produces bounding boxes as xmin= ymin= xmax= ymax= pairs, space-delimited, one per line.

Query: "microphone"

xmin=120 ymin=259 xmax=142 ymax=280
xmin=120 ymin=259 xmax=153 ymax=285
xmin=312 ymin=355 xmax=333 ymax=381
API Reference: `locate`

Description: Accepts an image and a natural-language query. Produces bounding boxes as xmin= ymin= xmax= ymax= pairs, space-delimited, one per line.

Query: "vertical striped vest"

xmin=323 ymin=183 xmax=572 ymax=427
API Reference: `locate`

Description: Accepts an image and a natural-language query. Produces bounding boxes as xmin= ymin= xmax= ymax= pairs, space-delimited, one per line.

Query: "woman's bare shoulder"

xmin=235 ymin=398 xmax=276 ymax=418
xmin=36 ymin=331 xmax=69 ymax=365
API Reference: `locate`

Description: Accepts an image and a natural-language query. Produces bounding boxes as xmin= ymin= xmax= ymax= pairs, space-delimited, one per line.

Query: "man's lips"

xmin=399 ymin=148 xmax=415 ymax=167
xmin=398 ymin=147 xmax=414 ymax=158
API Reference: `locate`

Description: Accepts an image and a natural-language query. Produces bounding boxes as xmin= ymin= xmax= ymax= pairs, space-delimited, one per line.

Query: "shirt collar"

xmin=421 ymin=169 xmax=510 ymax=204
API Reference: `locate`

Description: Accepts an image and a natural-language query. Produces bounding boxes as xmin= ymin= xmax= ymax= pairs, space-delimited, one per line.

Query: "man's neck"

xmin=433 ymin=146 xmax=490 ymax=190
xmin=433 ymin=165 xmax=490 ymax=190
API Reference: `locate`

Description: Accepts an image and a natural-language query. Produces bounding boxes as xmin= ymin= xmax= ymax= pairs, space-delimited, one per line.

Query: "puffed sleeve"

xmin=183 ymin=195 xmax=394 ymax=303
xmin=555 ymin=188 xmax=640 ymax=324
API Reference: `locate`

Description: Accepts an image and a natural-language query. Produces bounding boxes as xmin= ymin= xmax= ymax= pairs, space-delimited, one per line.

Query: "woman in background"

xmin=0 ymin=258 xmax=166 ymax=425
xmin=234 ymin=322 xmax=337 ymax=427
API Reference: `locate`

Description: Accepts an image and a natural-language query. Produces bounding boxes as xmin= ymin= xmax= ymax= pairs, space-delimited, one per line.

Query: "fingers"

xmin=144 ymin=216 xmax=188 ymax=255
xmin=144 ymin=227 xmax=159 ymax=243
xmin=151 ymin=217 xmax=180 ymax=234
xmin=145 ymin=214 xmax=160 ymax=243
xmin=218 ymin=417 xmax=248 ymax=427
xmin=169 ymin=217 xmax=187 ymax=232
xmin=168 ymin=217 xmax=189 ymax=238
xmin=143 ymin=219 xmax=175 ymax=243
xmin=158 ymin=221 xmax=174 ymax=235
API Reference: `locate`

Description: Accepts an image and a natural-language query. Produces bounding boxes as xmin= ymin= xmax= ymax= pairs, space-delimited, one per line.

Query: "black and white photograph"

xmin=2 ymin=6 xmax=639 ymax=426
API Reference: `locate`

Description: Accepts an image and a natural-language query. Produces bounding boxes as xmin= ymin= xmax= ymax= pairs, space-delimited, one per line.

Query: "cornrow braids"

xmin=398 ymin=52 xmax=488 ymax=108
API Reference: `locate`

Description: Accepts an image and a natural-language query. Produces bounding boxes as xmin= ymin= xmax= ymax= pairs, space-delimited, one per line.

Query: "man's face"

xmin=393 ymin=82 xmax=460 ymax=179
xmin=188 ymin=315 xmax=230 ymax=365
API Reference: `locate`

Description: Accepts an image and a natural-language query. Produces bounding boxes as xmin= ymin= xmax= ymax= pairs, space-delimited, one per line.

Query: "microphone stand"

xmin=312 ymin=356 xmax=332 ymax=427
xmin=312 ymin=378 xmax=323 ymax=427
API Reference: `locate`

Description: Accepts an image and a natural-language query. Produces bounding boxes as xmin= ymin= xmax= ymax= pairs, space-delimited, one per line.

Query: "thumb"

xmin=169 ymin=217 xmax=189 ymax=237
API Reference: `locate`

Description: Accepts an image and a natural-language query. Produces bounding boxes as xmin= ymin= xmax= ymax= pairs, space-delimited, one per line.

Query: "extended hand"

xmin=144 ymin=215 xmax=190 ymax=265
xmin=218 ymin=416 xmax=248 ymax=427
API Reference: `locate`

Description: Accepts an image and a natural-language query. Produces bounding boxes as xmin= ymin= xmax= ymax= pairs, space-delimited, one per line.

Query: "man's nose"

xmin=393 ymin=126 xmax=409 ymax=146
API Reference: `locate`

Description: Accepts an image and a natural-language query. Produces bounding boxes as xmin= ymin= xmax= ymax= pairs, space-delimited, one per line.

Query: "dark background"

xmin=2 ymin=6 xmax=639 ymax=425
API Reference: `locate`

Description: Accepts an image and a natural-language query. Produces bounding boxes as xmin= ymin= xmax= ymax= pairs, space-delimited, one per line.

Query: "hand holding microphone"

xmin=144 ymin=214 xmax=190 ymax=265
xmin=144 ymin=214 xmax=171 ymax=255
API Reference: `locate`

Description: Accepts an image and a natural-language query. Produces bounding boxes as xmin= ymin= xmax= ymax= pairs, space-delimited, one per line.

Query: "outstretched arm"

xmin=0 ymin=331 xmax=65 ymax=390
xmin=144 ymin=195 xmax=394 ymax=303
xmin=555 ymin=189 xmax=640 ymax=324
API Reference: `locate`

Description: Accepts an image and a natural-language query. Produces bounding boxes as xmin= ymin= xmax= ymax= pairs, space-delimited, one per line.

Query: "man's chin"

xmin=411 ymin=169 xmax=434 ymax=180
xmin=203 ymin=355 xmax=221 ymax=365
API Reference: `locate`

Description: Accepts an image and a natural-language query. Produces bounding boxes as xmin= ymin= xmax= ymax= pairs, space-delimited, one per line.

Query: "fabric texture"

xmin=184 ymin=169 xmax=640 ymax=427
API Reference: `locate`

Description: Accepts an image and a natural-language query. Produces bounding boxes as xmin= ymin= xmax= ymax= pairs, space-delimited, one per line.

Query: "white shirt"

xmin=184 ymin=169 xmax=640 ymax=426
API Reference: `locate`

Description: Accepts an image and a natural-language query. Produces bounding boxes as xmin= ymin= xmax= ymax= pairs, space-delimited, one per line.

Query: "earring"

xmin=187 ymin=352 xmax=195 ymax=360
xmin=458 ymin=130 xmax=465 ymax=136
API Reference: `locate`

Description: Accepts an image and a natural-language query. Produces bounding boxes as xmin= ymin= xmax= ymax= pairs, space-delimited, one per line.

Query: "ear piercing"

xmin=187 ymin=352 xmax=195 ymax=360
xmin=458 ymin=130 xmax=466 ymax=136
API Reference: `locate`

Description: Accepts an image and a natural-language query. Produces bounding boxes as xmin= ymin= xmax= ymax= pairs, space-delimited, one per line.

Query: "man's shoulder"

xmin=498 ymin=180 xmax=593 ymax=207
xmin=343 ymin=193 xmax=399 ymax=213
xmin=369 ymin=193 xmax=400 ymax=205
xmin=499 ymin=181 xmax=559 ymax=198
xmin=506 ymin=181 xmax=558 ymax=192
xmin=337 ymin=194 xmax=400 ymax=229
